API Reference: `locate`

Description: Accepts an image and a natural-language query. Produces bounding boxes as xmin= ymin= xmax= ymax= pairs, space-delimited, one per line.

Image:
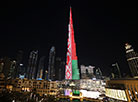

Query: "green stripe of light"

xmin=72 ymin=60 xmax=80 ymax=80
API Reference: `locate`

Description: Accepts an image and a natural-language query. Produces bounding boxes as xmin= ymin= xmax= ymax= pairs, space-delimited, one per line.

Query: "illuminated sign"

xmin=22 ymin=88 xmax=30 ymax=92
xmin=105 ymin=88 xmax=127 ymax=101
xmin=80 ymin=90 xmax=101 ymax=99
xmin=65 ymin=89 xmax=72 ymax=96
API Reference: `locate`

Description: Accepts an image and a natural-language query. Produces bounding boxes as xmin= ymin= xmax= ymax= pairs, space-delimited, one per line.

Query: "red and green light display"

xmin=65 ymin=8 xmax=80 ymax=80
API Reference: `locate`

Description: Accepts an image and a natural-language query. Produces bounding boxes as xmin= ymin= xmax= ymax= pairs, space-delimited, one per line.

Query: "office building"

xmin=95 ymin=67 xmax=103 ymax=79
xmin=26 ymin=50 xmax=38 ymax=79
xmin=125 ymin=43 xmax=138 ymax=77
xmin=80 ymin=65 xmax=95 ymax=79
xmin=37 ymin=56 xmax=46 ymax=80
xmin=15 ymin=50 xmax=24 ymax=78
xmin=48 ymin=46 xmax=56 ymax=80
xmin=0 ymin=59 xmax=4 ymax=73
xmin=110 ymin=63 xmax=121 ymax=79
xmin=2 ymin=57 xmax=12 ymax=79
xmin=55 ymin=57 xmax=65 ymax=81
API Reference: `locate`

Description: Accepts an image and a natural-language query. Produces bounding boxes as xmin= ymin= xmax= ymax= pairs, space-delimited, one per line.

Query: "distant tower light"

xmin=13 ymin=60 xmax=16 ymax=63
xmin=20 ymin=64 xmax=23 ymax=66
xmin=125 ymin=43 xmax=132 ymax=50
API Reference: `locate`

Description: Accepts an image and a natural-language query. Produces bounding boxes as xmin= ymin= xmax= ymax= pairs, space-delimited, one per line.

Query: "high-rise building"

xmin=9 ymin=60 xmax=16 ymax=79
xmin=18 ymin=63 xmax=25 ymax=79
xmin=26 ymin=50 xmax=38 ymax=79
xmin=37 ymin=56 xmax=46 ymax=80
xmin=80 ymin=65 xmax=95 ymax=79
xmin=15 ymin=50 xmax=24 ymax=78
xmin=55 ymin=57 xmax=65 ymax=81
xmin=0 ymin=57 xmax=18 ymax=79
xmin=110 ymin=63 xmax=121 ymax=79
xmin=65 ymin=7 xmax=80 ymax=80
xmin=95 ymin=67 xmax=103 ymax=79
xmin=1 ymin=57 xmax=13 ymax=79
xmin=125 ymin=43 xmax=138 ymax=77
xmin=48 ymin=46 xmax=56 ymax=81
xmin=0 ymin=59 xmax=4 ymax=73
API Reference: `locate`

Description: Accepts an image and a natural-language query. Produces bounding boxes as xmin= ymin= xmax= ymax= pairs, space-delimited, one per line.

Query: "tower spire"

xmin=65 ymin=7 xmax=80 ymax=80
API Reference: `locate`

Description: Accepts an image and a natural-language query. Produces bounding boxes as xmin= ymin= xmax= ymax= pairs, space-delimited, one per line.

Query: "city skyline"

xmin=0 ymin=0 xmax=137 ymax=76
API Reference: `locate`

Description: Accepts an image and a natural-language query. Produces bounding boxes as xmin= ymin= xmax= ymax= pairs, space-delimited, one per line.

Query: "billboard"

xmin=105 ymin=88 xmax=128 ymax=101
xmin=80 ymin=90 xmax=101 ymax=99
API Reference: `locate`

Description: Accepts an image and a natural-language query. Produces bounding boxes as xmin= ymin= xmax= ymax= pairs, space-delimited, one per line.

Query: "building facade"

xmin=80 ymin=65 xmax=95 ymax=79
xmin=55 ymin=57 xmax=65 ymax=81
xmin=15 ymin=50 xmax=24 ymax=78
xmin=105 ymin=79 xmax=138 ymax=102
xmin=0 ymin=73 xmax=5 ymax=93
xmin=65 ymin=8 xmax=80 ymax=80
xmin=1 ymin=57 xmax=13 ymax=79
xmin=5 ymin=78 xmax=59 ymax=96
xmin=26 ymin=50 xmax=38 ymax=79
xmin=48 ymin=46 xmax=56 ymax=81
xmin=0 ymin=59 xmax=4 ymax=73
xmin=125 ymin=43 xmax=138 ymax=77
xmin=37 ymin=56 xmax=46 ymax=80
xmin=95 ymin=67 xmax=103 ymax=79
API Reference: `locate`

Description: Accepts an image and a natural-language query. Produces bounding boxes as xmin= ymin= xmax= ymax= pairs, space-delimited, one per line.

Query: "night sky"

xmin=0 ymin=0 xmax=137 ymax=76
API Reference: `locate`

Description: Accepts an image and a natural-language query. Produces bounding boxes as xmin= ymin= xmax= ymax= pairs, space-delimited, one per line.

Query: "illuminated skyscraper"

xmin=125 ymin=43 xmax=138 ymax=77
xmin=65 ymin=8 xmax=80 ymax=80
xmin=48 ymin=46 xmax=56 ymax=81
xmin=26 ymin=50 xmax=38 ymax=79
